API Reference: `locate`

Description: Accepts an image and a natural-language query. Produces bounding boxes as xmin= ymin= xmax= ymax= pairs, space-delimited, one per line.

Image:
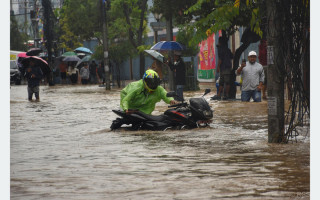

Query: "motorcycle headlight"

xmin=203 ymin=110 xmax=213 ymax=117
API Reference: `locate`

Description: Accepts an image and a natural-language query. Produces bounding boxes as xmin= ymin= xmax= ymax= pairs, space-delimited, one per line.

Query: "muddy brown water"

xmin=10 ymin=85 xmax=310 ymax=200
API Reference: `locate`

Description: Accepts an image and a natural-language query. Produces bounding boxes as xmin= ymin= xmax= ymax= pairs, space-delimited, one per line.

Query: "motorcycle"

xmin=110 ymin=89 xmax=213 ymax=131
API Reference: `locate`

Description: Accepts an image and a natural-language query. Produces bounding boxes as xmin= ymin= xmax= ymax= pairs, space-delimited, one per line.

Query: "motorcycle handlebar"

xmin=168 ymin=102 xmax=188 ymax=108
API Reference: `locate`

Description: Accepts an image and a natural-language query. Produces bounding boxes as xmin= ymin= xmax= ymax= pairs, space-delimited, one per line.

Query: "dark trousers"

xmin=28 ymin=86 xmax=39 ymax=100
xmin=81 ymin=79 xmax=89 ymax=84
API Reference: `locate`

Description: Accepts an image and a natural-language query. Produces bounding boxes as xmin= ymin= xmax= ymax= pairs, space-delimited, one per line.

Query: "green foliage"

xmin=185 ymin=0 xmax=211 ymax=14
xmin=58 ymin=0 xmax=149 ymax=71
xmin=58 ymin=0 xmax=102 ymax=51
xmin=152 ymin=0 xmax=198 ymax=24
xmin=185 ymin=0 xmax=264 ymax=45
xmin=137 ymin=45 xmax=152 ymax=54
xmin=64 ymin=0 xmax=101 ymax=40
xmin=250 ymin=8 xmax=263 ymax=38
xmin=106 ymin=0 xmax=149 ymax=67
xmin=10 ymin=16 xmax=28 ymax=51
xmin=109 ymin=40 xmax=136 ymax=65
xmin=91 ymin=45 xmax=103 ymax=61
xmin=58 ymin=16 xmax=83 ymax=51
xmin=176 ymin=25 xmax=199 ymax=56
xmin=110 ymin=0 xmax=148 ymax=46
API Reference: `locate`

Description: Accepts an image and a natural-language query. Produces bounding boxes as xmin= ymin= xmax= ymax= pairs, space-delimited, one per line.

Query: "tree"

xmin=185 ymin=0 xmax=310 ymax=142
xmin=266 ymin=0 xmax=309 ymax=143
xmin=58 ymin=0 xmax=100 ymax=50
xmin=110 ymin=0 xmax=148 ymax=78
xmin=57 ymin=14 xmax=82 ymax=51
xmin=59 ymin=0 xmax=148 ymax=80
xmin=151 ymin=0 xmax=198 ymax=90
xmin=10 ymin=16 xmax=28 ymax=51
xmin=184 ymin=0 xmax=266 ymax=98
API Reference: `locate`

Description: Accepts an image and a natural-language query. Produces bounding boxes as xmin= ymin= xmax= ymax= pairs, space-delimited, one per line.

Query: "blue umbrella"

xmin=74 ymin=47 xmax=93 ymax=54
xmin=150 ymin=41 xmax=185 ymax=51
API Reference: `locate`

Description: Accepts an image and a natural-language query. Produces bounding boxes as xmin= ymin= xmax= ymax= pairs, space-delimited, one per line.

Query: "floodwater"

xmin=10 ymin=84 xmax=310 ymax=200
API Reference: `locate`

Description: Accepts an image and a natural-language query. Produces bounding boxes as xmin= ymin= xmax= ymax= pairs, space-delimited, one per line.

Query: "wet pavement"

xmin=10 ymin=84 xmax=310 ymax=199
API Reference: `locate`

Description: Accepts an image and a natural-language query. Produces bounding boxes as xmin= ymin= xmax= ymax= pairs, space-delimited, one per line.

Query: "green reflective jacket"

xmin=120 ymin=80 xmax=174 ymax=114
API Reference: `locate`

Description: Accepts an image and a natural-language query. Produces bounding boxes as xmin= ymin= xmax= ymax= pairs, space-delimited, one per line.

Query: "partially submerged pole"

xmin=101 ymin=0 xmax=110 ymax=90
xmin=266 ymin=0 xmax=285 ymax=143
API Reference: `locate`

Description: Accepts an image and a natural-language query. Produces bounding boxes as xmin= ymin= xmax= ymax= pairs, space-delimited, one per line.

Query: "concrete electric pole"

xmin=101 ymin=0 xmax=110 ymax=90
xmin=266 ymin=0 xmax=285 ymax=143
xmin=166 ymin=16 xmax=175 ymax=91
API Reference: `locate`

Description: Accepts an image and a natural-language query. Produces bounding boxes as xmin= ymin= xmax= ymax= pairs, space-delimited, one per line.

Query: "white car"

xmin=10 ymin=60 xmax=22 ymax=85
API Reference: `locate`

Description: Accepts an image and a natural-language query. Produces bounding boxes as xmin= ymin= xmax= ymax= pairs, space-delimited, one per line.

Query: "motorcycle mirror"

xmin=203 ymin=88 xmax=211 ymax=96
xmin=166 ymin=91 xmax=177 ymax=97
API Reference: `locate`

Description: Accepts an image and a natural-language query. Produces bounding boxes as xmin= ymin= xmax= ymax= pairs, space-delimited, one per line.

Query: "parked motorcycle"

xmin=110 ymin=89 xmax=213 ymax=131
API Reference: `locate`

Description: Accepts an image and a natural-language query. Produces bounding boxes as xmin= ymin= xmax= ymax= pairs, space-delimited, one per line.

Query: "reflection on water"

xmin=10 ymin=85 xmax=309 ymax=200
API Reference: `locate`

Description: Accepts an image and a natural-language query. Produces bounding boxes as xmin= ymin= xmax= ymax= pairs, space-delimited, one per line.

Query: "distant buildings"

xmin=10 ymin=0 xmax=63 ymax=42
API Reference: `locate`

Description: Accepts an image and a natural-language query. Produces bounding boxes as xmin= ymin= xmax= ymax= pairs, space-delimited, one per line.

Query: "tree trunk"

xmin=122 ymin=0 xmax=147 ymax=79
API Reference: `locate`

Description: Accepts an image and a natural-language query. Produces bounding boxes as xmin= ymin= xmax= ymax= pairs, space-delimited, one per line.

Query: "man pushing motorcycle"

xmin=120 ymin=69 xmax=178 ymax=115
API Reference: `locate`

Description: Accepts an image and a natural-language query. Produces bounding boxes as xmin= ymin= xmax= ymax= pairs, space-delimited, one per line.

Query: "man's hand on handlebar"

xmin=170 ymin=100 xmax=179 ymax=105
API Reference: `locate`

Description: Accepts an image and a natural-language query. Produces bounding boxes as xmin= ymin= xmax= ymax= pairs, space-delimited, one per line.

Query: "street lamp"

xmin=154 ymin=12 xmax=162 ymax=22
xmin=151 ymin=12 xmax=163 ymax=43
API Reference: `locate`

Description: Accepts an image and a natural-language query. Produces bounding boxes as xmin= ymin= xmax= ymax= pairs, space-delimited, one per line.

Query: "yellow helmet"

xmin=143 ymin=69 xmax=160 ymax=92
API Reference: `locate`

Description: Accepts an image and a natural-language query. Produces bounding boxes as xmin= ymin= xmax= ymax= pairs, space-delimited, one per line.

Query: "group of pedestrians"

xmin=80 ymin=61 xmax=105 ymax=85
xmin=57 ymin=60 xmax=105 ymax=85
xmin=211 ymin=36 xmax=266 ymax=102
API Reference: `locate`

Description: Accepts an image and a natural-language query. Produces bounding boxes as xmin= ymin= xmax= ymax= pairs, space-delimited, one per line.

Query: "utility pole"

xmin=32 ymin=0 xmax=39 ymax=48
xmin=266 ymin=0 xmax=285 ymax=143
xmin=101 ymin=0 xmax=110 ymax=90
xmin=42 ymin=0 xmax=55 ymax=86
xmin=24 ymin=0 xmax=28 ymax=33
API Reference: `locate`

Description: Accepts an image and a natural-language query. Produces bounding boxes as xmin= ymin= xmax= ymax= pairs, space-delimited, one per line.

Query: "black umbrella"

xmin=21 ymin=56 xmax=51 ymax=76
xmin=26 ymin=48 xmax=43 ymax=56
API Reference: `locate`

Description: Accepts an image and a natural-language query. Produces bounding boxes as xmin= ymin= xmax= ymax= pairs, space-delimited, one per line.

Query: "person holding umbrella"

xmin=150 ymin=59 xmax=163 ymax=80
xmin=59 ymin=59 xmax=68 ymax=84
xmin=24 ymin=59 xmax=43 ymax=101
xmin=144 ymin=50 xmax=165 ymax=80
xmin=89 ymin=60 xmax=98 ymax=84
xmin=167 ymin=51 xmax=186 ymax=101
xmin=67 ymin=62 xmax=80 ymax=84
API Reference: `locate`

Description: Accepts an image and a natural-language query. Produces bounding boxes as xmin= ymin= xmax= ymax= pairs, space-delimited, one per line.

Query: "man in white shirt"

xmin=80 ymin=63 xmax=90 ymax=84
xmin=236 ymin=51 xmax=265 ymax=102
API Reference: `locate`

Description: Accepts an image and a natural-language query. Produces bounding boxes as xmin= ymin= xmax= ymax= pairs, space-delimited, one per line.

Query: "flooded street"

xmin=10 ymin=85 xmax=309 ymax=200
